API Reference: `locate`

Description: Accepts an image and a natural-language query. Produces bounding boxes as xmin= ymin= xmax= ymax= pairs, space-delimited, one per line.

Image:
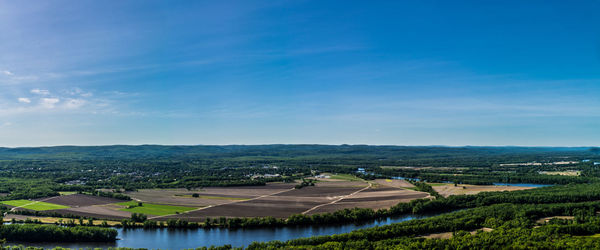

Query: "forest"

xmin=0 ymin=224 xmax=117 ymax=242
xmin=0 ymin=145 xmax=598 ymax=200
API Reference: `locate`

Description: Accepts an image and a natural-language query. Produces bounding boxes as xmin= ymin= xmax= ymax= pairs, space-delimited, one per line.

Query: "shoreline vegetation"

xmin=0 ymin=224 xmax=117 ymax=242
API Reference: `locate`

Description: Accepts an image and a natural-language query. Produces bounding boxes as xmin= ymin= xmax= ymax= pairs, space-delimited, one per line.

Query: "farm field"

xmin=125 ymin=183 xmax=295 ymax=207
xmin=58 ymin=191 xmax=77 ymax=195
xmin=0 ymin=180 xmax=544 ymax=222
xmin=326 ymin=173 xmax=364 ymax=181
xmin=304 ymin=181 xmax=430 ymax=214
xmin=538 ymin=170 xmax=581 ymax=176
xmin=37 ymin=193 xmax=123 ymax=207
xmin=55 ymin=204 xmax=133 ymax=220
xmin=432 ymin=183 xmax=536 ymax=198
xmin=117 ymin=201 xmax=197 ymax=216
xmin=373 ymin=179 xmax=415 ymax=188
xmin=159 ymin=180 xmax=428 ymax=221
xmin=1 ymin=199 xmax=69 ymax=211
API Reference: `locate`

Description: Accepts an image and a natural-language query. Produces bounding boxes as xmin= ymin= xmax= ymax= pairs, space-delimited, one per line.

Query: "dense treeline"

xmin=409 ymin=181 xmax=442 ymax=198
xmin=379 ymin=168 xmax=594 ymax=185
xmin=245 ymin=202 xmax=600 ymax=249
xmin=0 ymin=145 xmax=597 ymax=198
xmin=94 ymin=190 xmax=131 ymax=200
xmin=0 ymin=224 xmax=117 ymax=242
xmin=404 ymin=183 xmax=600 ymax=214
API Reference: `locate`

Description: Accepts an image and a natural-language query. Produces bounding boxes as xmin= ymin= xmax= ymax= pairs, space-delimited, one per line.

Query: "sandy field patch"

xmin=538 ymin=171 xmax=580 ymax=176
xmin=374 ymin=179 xmax=415 ymax=188
xmin=421 ymin=228 xmax=493 ymax=239
xmin=536 ymin=216 xmax=575 ymax=224
xmin=433 ymin=184 xmax=535 ymax=198
xmin=3 ymin=214 xmax=121 ymax=226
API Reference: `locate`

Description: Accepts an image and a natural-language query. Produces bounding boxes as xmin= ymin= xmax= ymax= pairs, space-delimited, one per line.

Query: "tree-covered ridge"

xmin=245 ymin=202 xmax=600 ymax=249
xmin=0 ymin=145 xmax=597 ymax=164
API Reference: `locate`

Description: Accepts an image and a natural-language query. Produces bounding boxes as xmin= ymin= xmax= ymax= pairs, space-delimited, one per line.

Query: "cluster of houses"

xmin=582 ymin=159 xmax=600 ymax=165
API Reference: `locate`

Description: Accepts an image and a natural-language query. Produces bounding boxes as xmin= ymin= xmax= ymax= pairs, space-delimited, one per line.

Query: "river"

xmin=492 ymin=183 xmax=552 ymax=187
xmin=8 ymin=214 xmax=433 ymax=249
xmin=7 ymin=183 xmax=549 ymax=249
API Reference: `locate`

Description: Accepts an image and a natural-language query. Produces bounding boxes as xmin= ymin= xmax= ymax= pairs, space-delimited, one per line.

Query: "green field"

xmin=117 ymin=201 xmax=196 ymax=216
xmin=427 ymin=183 xmax=449 ymax=186
xmin=59 ymin=191 xmax=77 ymax=195
xmin=1 ymin=200 xmax=69 ymax=211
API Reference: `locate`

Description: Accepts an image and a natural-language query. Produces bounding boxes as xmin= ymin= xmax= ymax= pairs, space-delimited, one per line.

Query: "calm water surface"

xmin=492 ymin=183 xmax=552 ymax=187
xmin=9 ymin=214 xmax=431 ymax=249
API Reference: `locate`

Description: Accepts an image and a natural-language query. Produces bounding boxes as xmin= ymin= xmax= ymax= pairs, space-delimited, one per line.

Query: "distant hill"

xmin=0 ymin=145 xmax=596 ymax=162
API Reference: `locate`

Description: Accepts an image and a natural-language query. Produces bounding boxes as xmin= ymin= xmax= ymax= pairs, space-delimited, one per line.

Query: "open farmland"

xmin=0 ymin=180 xmax=546 ymax=222
xmin=125 ymin=183 xmax=295 ymax=207
xmin=433 ymin=183 xmax=536 ymax=198
xmin=117 ymin=201 xmax=197 ymax=216
xmin=374 ymin=179 xmax=415 ymax=188
xmin=36 ymin=194 xmax=123 ymax=207
xmin=304 ymin=182 xmax=429 ymax=214
xmin=158 ymin=180 xmax=429 ymax=221
xmin=1 ymin=199 xmax=69 ymax=211
xmin=54 ymin=204 xmax=133 ymax=220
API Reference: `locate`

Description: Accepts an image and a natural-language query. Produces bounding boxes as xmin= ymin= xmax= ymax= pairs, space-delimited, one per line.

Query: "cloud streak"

xmin=30 ymin=88 xmax=50 ymax=95
xmin=17 ymin=97 xmax=31 ymax=103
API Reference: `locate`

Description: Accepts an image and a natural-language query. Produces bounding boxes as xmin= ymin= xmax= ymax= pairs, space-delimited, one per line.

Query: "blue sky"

xmin=0 ymin=0 xmax=599 ymax=146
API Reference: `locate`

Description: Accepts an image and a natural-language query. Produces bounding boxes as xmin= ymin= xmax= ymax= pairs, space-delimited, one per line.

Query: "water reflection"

xmin=8 ymin=214 xmax=429 ymax=249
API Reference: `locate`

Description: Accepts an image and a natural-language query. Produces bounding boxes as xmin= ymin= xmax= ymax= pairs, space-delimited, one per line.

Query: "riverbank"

xmin=6 ymin=213 xmax=438 ymax=249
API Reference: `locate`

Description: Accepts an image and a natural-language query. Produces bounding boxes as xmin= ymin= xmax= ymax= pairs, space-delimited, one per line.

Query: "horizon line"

xmin=0 ymin=144 xmax=597 ymax=149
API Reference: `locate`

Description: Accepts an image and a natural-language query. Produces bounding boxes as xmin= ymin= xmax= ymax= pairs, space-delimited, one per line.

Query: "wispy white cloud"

xmin=0 ymin=87 xmax=136 ymax=118
xmin=40 ymin=98 xmax=60 ymax=108
xmin=17 ymin=97 xmax=31 ymax=103
xmin=30 ymin=88 xmax=50 ymax=95
xmin=0 ymin=70 xmax=38 ymax=85
xmin=64 ymin=98 xmax=86 ymax=109
xmin=63 ymin=87 xmax=93 ymax=97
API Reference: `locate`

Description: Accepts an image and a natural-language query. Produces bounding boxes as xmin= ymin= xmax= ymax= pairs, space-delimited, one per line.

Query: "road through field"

xmin=301 ymin=182 xmax=373 ymax=215
xmin=148 ymin=187 xmax=295 ymax=220
xmin=9 ymin=197 xmax=55 ymax=212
